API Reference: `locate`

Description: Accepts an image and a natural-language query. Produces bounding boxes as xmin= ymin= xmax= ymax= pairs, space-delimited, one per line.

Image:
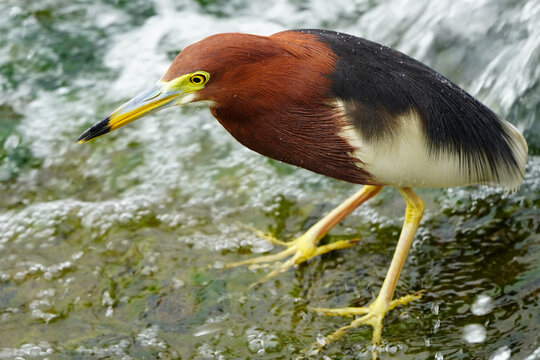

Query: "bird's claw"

xmin=236 ymin=222 xmax=290 ymax=246
xmin=310 ymin=291 xmax=424 ymax=360
xmin=224 ymin=224 xmax=361 ymax=285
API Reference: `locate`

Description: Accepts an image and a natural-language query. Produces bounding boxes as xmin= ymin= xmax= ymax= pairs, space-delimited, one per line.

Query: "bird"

xmin=76 ymin=29 xmax=528 ymax=359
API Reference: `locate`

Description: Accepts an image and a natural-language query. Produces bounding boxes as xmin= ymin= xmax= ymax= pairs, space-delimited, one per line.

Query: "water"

xmin=1 ymin=0 xmax=539 ymax=359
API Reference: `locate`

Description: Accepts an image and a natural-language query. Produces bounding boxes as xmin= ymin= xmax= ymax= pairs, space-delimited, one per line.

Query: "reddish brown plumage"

xmin=163 ymin=31 xmax=376 ymax=184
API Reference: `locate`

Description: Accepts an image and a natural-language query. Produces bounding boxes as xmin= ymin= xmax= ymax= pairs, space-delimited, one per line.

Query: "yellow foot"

xmin=225 ymin=225 xmax=359 ymax=286
xmin=311 ymin=291 xmax=423 ymax=359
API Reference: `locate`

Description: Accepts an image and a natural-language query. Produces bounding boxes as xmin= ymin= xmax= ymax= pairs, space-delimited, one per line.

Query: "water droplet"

xmin=431 ymin=302 xmax=439 ymax=315
xmin=137 ymin=325 xmax=167 ymax=349
xmin=433 ymin=319 xmax=441 ymax=332
xmin=172 ymin=278 xmax=185 ymax=289
xmin=471 ymin=294 xmax=493 ymax=316
xmin=490 ymin=346 xmax=511 ymax=360
xmin=246 ymin=327 xmax=282 ymax=354
xmin=463 ymin=323 xmax=486 ymax=343
xmin=4 ymin=134 xmax=20 ymax=150
xmin=250 ymin=238 xmax=274 ymax=253
xmin=71 ymin=251 xmax=84 ymax=260
xmin=387 ymin=344 xmax=398 ymax=354
xmin=316 ymin=334 xmax=327 ymax=346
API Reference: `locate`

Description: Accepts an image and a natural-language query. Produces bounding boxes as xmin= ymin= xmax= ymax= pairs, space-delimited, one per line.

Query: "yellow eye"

xmin=189 ymin=73 xmax=208 ymax=85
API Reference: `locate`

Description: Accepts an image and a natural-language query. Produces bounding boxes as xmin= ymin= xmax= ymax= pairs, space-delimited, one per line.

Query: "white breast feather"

xmin=335 ymin=101 xmax=528 ymax=190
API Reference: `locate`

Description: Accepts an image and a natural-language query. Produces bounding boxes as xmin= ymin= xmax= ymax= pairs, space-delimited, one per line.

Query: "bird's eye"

xmin=190 ymin=74 xmax=207 ymax=85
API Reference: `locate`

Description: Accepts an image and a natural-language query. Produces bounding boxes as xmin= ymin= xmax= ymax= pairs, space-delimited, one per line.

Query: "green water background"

xmin=0 ymin=0 xmax=539 ymax=359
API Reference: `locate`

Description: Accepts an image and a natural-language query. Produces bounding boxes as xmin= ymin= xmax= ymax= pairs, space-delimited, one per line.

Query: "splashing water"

xmin=0 ymin=0 xmax=539 ymax=359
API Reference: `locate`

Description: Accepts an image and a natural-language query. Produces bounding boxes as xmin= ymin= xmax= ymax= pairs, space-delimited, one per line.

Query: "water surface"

xmin=0 ymin=0 xmax=539 ymax=359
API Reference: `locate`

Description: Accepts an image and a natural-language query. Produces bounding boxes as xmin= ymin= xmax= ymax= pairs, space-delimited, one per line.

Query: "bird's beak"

xmin=75 ymin=83 xmax=187 ymax=143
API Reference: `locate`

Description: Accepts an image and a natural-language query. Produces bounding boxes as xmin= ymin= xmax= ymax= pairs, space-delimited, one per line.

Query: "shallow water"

xmin=0 ymin=0 xmax=539 ymax=359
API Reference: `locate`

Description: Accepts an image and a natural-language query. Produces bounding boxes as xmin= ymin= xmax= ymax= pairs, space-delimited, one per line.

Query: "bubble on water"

xmin=524 ymin=346 xmax=540 ymax=360
xmin=0 ymin=0 xmax=539 ymax=358
xmin=36 ymin=288 xmax=55 ymax=298
xmin=197 ymin=343 xmax=226 ymax=360
xmin=172 ymin=278 xmax=185 ymax=289
xmin=76 ymin=340 xmax=132 ymax=358
xmin=71 ymin=251 xmax=84 ymax=261
xmin=141 ymin=265 xmax=158 ymax=276
xmin=137 ymin=325 xmax=166 ymax=349
xmin=463 ymin=323 xmax=486 ymax=343
xmin=316 ymin=334 xmax=327 ymax=346
xmin=11 ymin=260 xmax=74 ymax=283
xmin=246 ymin=327 xmax=282 ymax=354
xmin=431 ymin=302 xmax=440 ymax=315
xmin=490 ymin=346 xmax=511 ymax=360
xmin=4 ymin=134 xmax=20 ymax=150
xmin=0 ymin=342 xmax=54 ymax=359
xmin=471 ymin=294 xmax=494 ymax=316
xmin=433 ymin=319 xmax=441 ymax=332
xmin=103 ymin=7 xmax=282 ymax=103
xmin=118 ymin=212 xmax=134 ymax=223
xmin=179 ymin=222 xmax=272 ymax=252
xmin=30 ymin=309 xmax=57 ymax=324
xmin=381 ymin=343 xmax=401 ymax=355
xmin=102 ymin=289 xmax=115 ymax=317
xmin=0 ymin=196 xmax=162 ymax=259
xmin=250 ymin=238 xmax=275 ymax=253
xmin=29 ymin=299 xmax=51 ymax=309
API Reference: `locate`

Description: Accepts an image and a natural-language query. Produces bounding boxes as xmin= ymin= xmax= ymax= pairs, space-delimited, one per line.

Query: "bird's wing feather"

xmin=296 ymin=29 xmax=527 ymax=189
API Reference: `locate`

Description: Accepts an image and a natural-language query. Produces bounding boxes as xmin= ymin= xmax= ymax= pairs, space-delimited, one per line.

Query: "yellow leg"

xmin=225 ymin=185 xmax=383 ymax=284
xmin=312 ymin=187 xmax=425 ymax=359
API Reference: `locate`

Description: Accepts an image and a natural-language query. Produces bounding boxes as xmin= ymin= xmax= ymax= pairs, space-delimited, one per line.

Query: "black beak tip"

xmin=75 ymin=116 xmax=111 ymax=143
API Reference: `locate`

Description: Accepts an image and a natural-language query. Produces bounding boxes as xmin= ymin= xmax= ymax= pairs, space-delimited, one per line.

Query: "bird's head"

xmin=75 ymin=32 xmax=311 ymax=143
